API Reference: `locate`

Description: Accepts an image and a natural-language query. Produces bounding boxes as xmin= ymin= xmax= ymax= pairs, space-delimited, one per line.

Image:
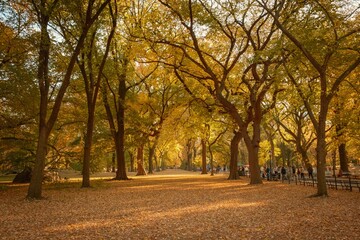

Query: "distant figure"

xmin=300 ymin=168 xmax=305 ymax=179
xmin=274 ymin=167 xmax=279 ymax=180
xmin=297 ymin=168 xmax=301 ymax=179
xmin=292 ymin=166 xmax=296 ymax=180
xmin=308 ymin=166 xmax=313 ymax=179
xmin=281 ymin=166 xmax=287 ymax=180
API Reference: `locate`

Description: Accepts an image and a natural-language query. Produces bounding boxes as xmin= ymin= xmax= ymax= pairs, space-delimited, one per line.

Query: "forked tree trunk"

xmin=299 ymin=147 xmax=312 ymax=169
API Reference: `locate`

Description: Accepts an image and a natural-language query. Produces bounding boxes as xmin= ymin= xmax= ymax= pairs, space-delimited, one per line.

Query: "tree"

xmin=76 ymin=1 xmax=116 ymax=187
xmin=102 ymin=42 xmax=131 ymax=180
xmin=27 ymin=0 xmax=111 ymax=199
xmin=204 ymin=122 xmax=228 ymax=176
xmin=261 ymin=0 xmax=360 ymax=196
xmin=274 ymin=103 xmax=316 ymax=170
xmin=141 ymin=68 xmax=184 ymax=173
xmin=102 ymin=35 xmax=157 ymax=179
xmin=146 ymin=0 xmax=283 ymax=184
xmin=0 ymin=2 xmax=38 ymax=172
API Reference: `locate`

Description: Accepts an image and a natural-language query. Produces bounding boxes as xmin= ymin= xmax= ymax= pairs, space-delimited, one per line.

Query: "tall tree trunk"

xmin=187 ymin=151 xmax=192 ymax=171
xmin=80 ymin=8 xmax=116 ymax=187
xmin=334 ymin=88 xmax=349 ymax=173
xmin=316 ymin=134 xmax=328 ymax=196
xmin=28 ymin=125 xmax=48 ymax=199
xmin=315 ymin=105 xmax=328 ymax=196
xmin=338 ymin=143 xmax=349 ymax=173
xmin=114 ymin=131 xmax=128 ymax=180
xmin=193 ymin=146 xmax=197 ymax=170
xmin=336 ymin=123 xmax=349 ymax=173
xmin=155 ymin=154 xmax=160 ymax=172
xmin=129 ymin=151 xmax=135 ymax=172
xmin=242 ymin=128 xmax=262 ymax=184
xmin=332 ymin=150 xmax=337 ymax=177
xmin=102 ymin=82 xmax=128 ymax=180
xmin=269 ymin=132 xmax=275 ymax=170
xmin=114 ymin=111 xmax=128 ymax=180
xmin=112 ymin=152 xmax=116 ymax=172
xmin=228 ymin=131 xmax=242 ymax=180
xmin=82 ymin=105 xmax=94 ymax=187
xmin=148 ymin=143 xmax=156 ymax=174
xmin=136 ymin=145 xmax=147 ymax=176
xmin=114 ymin=69 xmax=128 ymax=180
xmin=27 ymin=11 xmax=51 ymax=199
xmin=201 ymin=139 xmax=207 ymax=174
xmin=209 ymin=144 xmax=214 ymax=176
xmin=186 ymin=138 xmax=193 ymax=171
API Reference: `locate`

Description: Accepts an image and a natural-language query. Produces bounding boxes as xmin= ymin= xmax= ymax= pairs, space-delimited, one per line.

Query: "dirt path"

xmin=1 ymin=169 xmax=359 ymax=239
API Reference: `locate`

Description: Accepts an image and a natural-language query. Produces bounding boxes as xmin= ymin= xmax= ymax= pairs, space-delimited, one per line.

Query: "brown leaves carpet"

xmin=0 ymin=169 xmax=359 ymax=240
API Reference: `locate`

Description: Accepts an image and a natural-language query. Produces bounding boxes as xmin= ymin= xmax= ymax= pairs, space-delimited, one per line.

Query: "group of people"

xmin=261 ymin=166 xmax=287 ymax=180
xmin=260 ymin=165 xmax=314 ymax=181
xmin=296 ymin=166 xmax=314 ymax=179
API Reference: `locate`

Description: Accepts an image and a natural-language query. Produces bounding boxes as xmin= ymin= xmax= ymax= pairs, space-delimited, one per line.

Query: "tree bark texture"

xmin=201 ymin=139 xmax=207 ymax=174
xmin=148 ymin=144 xmax=155 ymax=174
xmin=82 ymin=106 xmax=94 ymax=188
xmin=136 ymin=145 xmax=147 ymax=176
xmin=228 ymin=131 xmax=242 ymax=180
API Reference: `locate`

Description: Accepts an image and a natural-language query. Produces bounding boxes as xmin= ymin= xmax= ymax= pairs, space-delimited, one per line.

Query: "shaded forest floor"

xmin=0 ymin=169 xmax=359 ymax=240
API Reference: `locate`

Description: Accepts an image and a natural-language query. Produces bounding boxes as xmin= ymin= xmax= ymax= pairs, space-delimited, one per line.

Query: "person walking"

xmin=281 ymin=166 xmax=287 ymax=181
xmin=308 ymin=165 xmax=313 ymax=179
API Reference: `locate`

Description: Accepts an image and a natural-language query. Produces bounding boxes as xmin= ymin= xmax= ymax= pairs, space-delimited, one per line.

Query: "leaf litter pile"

xmin=1 ymin=169 xmax=359 ymax=240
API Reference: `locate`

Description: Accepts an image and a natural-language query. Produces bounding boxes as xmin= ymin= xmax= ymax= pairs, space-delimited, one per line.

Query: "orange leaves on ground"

xmin=0 ymin=169 xmax=359 ymax=239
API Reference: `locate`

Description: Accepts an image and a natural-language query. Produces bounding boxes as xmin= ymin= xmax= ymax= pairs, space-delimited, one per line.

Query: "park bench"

xmin=326 ymin=178 xmax=336 ymax=189
xmin=325 ymin=177 xmax=360 ymax=192
xmin=289 ymin=175 xmax=360 ymax=192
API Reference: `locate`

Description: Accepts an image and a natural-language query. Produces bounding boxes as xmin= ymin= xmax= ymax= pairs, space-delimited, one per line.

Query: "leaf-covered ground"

xmin=1 ymin=169 xmax=359 ymax=240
